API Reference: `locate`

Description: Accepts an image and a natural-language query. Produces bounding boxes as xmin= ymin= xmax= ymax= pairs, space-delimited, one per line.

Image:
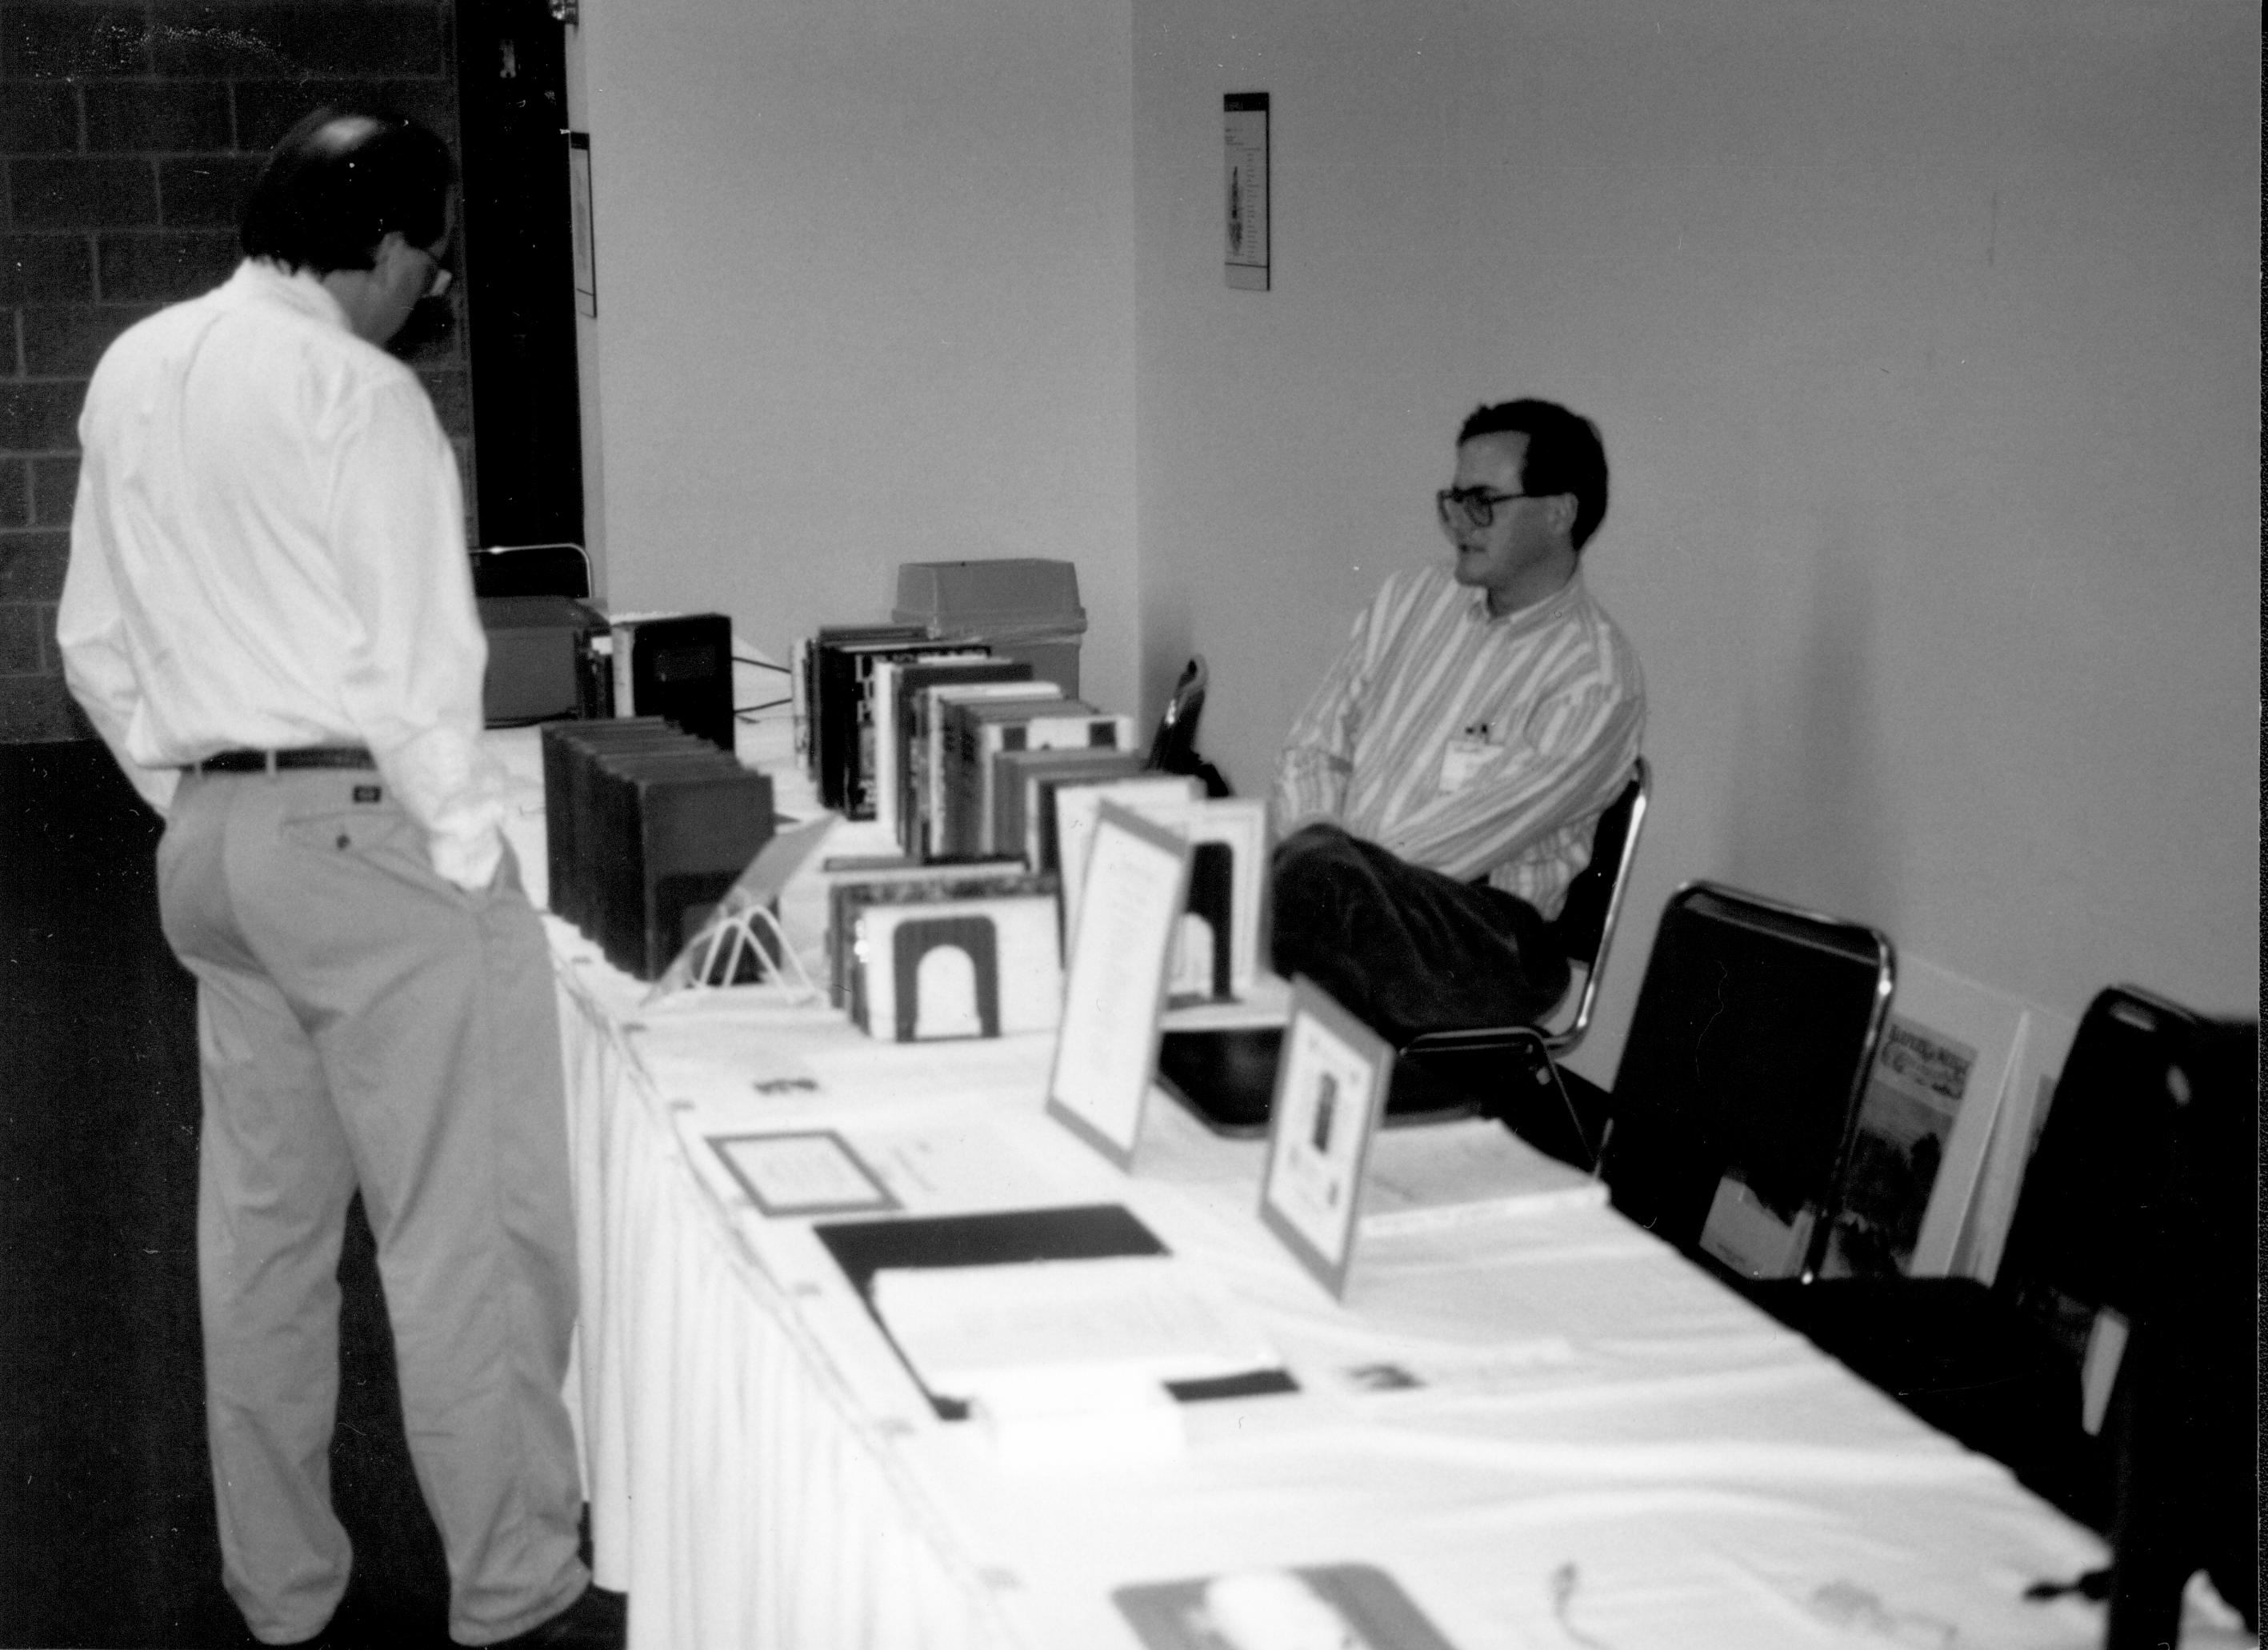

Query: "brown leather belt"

xmin=194 ymin=747 xmax=377 ymax=774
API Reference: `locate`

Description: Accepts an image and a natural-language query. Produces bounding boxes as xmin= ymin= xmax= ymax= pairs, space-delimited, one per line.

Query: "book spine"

xmin=611 ymin=620 xmax=640 ymax=717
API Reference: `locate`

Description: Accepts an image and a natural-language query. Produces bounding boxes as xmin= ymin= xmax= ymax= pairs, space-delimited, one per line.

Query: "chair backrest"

xmin=1997 ymin=984 xmax=2252 ymax=1332
xmin=470 ymin=541 xmax=594 ymax=599
xmin=1144 ymin=654 xmax=1208 ymax=773
xmin=2002 ymin=987 xmax=2259 ymax=1640
xmin=1539 ymin=757 xmax=1650 ymax=1054
xmin=1602 ymin=881 xmax=1894 ymax=1274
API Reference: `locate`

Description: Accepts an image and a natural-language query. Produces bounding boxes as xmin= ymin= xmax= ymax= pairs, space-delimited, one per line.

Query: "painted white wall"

xmin=1132 ymin=0 xmax=2261 ymax=1078
xmin=571 ymin=0 xmax=1139 ymax=712
xmin=565 ymin=0 xmax=2255 ymax=1081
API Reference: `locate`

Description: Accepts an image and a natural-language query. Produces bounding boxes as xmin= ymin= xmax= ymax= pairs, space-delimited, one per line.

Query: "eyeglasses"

xmin=1435 ymin=486 xmax=1531 ymax=529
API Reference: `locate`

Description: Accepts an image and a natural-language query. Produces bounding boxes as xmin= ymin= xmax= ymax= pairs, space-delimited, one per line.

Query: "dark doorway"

xmin=454 ymin=0 xmax=585 ymax=550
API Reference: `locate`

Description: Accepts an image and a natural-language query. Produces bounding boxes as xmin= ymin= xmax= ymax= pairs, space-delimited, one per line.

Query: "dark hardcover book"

xmin=541 ymin=719 xmax=681 ymax=928
xmin=586 ymin=746 xmax=746 ymax=967
xmin=613 ymin=613 xmax=734 ymax=753
xmin=840 ymin=640 xmax=989 ymax=820
xmin=558 ymin=724 xmax=704 ymax=932
xmin=810 ymin=632 xmax=968 ymax=812
xmin=590 ymin=750 xmax=774 ymax=979
xmin=805 ymin=625 xmax=926 ymax=787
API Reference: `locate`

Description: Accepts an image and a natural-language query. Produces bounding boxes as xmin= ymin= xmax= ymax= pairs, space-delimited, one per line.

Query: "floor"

xmin=1 ymin=742 xmax=454 ymax=1648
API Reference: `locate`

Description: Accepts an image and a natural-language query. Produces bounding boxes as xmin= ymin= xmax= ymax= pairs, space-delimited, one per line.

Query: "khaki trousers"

xmin=157 ymin=770 xmax=588 ymax=1644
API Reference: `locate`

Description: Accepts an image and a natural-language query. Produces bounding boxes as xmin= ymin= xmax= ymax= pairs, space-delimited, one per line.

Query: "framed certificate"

xmin=708 ymin=1130 xmax=898 ymax=1220
xmin=1258 ymin=977 xmax=1391 ymax=1298
xmin=1045 ymin=802 xmax=1193 ymax=1169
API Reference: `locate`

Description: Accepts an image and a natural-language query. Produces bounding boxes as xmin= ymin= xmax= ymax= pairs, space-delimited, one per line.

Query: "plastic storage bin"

xmin=892 ymin=558 xmax=1086 ymax=697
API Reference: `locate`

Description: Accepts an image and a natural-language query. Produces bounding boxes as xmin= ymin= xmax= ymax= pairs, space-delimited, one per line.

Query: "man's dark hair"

xmin=241 ymin=107 xmax=454 ymax=274
xmin=1456 ymin=399 xmax=1610 ymax=550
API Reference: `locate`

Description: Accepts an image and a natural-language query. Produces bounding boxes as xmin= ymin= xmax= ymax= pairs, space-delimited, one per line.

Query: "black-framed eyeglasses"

xmin=1435 ymin=486 xmax=1531 ymax=529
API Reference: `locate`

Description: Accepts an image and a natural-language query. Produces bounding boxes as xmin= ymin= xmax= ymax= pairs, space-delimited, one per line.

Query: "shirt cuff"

xmin=126 ymin=761 xmax=181 ymax=819
xmin=426 ymin=817 xmax=505 ymax=892
xmin=373 ymin=723 xmax=510 ymax=891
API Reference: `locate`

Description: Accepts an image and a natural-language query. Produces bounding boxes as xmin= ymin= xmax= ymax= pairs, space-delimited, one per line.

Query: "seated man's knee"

xmin=1272 ymin=821 xmax=1362 ymax=886
xmin=1269 ymin=824 xmax=1382 ymax=970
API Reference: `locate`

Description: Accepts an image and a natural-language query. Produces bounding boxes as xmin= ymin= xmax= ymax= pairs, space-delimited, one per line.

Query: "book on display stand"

xmin=846 ymin=889 xmax=1062 ymax=1042
xmin=914 ymin=681 xmax=1063 ymax=857
xmin=872 ymin=654 xmax=1031 ymax=847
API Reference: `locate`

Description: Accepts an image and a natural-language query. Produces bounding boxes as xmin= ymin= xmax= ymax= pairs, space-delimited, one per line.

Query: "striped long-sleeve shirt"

xmin=1271 ymin=565 xmax=1645 ymax=918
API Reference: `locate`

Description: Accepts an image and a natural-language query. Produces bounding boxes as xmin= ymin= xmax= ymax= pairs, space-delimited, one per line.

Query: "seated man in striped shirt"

xmin=1270 ymin=399 xmax=1645 ymax=1043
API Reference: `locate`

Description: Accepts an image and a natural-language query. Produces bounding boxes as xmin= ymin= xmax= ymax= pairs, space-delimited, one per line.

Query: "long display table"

xmin=542 ymin=956 xmax=2141 ymax=1649
xmin=492 ymin=728 xmax=2124 ymax=1650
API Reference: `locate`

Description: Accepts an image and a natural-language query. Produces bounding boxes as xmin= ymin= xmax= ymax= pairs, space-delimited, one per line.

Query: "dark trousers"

xmin=1268 ymin=822 xmax=1569 ymax=1044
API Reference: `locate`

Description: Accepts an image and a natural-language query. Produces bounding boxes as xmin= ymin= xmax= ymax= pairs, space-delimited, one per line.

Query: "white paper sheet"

xmin=870 ymin=1254 xmax=1281 ymax=1400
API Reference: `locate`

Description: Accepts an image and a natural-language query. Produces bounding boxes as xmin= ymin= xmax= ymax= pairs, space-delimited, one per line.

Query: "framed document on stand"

xmin=1258 ymin=977 xmax=1393 ymax=1299
xmin=1045 ymin=802 xmax=1193 ymax=1170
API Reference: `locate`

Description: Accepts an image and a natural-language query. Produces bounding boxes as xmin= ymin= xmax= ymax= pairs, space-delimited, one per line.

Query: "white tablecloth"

xmin=541 ymin=939 xmax=2145 ymax=1650
xmin=490 ymin=728 xmax=2137 ymax=1650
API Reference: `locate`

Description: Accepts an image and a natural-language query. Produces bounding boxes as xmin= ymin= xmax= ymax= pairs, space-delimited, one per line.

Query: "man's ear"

xmin=1543 ymin=492 xmax=1579 ymax=541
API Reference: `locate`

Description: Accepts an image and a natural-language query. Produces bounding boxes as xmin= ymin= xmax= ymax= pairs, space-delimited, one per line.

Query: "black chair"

xmin=1393 ymin=758 xmax=1650 ymax=1152
xmin=1756 ymin=987 xmax=2258 ymax=1632
xmin=1144 ymin=654 xmax=1230 ymax=799
xmin=2095 ymin=999 xmax=2257 ymax=1641
xmin=1596 ymin=879 xmax=1894 ymax=1263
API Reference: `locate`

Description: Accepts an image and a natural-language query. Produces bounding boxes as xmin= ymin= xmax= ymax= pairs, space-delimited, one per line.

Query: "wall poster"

xmin=1224 ymin=93 xmax=1270 ymax=290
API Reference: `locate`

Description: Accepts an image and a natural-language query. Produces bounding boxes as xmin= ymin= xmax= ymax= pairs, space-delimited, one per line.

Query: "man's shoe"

xmin=481 ymin=1585 xmax=627 ymax=1650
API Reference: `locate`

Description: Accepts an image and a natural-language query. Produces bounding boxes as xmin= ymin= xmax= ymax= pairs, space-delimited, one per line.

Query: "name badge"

xmin=1438 ymin=737 xmax=1494 ymax=794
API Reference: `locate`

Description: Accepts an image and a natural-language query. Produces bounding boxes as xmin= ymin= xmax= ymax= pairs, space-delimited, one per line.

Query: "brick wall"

xmin=0 ymin=0 xmax=467 ymax=742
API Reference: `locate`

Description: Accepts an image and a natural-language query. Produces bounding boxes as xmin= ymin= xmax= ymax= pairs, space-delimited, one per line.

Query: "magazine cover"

xmin=1826 ymin=956 xmax=2026 ymax=1278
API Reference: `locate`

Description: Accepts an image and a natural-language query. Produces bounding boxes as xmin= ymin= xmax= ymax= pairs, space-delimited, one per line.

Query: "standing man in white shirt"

xmin=56 ymin=110 xmax=620 ymax=1650
xmin=1270 ymin=400 xmax=1645 ymax=1044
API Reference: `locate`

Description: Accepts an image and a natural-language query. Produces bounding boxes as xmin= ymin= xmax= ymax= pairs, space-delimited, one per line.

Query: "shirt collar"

xmin=1465 ymin=569 xmax=1586 ymax=633
xmin=230 ymin=257 xmax=353 ymax=334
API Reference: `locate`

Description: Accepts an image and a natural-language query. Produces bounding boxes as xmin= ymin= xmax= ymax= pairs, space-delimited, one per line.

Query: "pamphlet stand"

xmin=644 ymin=898 xmax=819 ymax=1007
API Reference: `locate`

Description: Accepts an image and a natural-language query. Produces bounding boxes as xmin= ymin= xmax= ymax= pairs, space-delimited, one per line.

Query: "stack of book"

xmin=792 ymin=585 xmax=1267 ymax=1042
xmin=541 ymin=719 xmax=774 ymax=980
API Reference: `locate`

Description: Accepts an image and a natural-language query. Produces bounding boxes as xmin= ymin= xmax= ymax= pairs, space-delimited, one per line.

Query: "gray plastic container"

xmin=892 ymin=558 xmax=1086 ymax=697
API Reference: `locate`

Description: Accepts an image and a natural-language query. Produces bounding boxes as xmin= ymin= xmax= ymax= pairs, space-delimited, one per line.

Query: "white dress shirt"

xmin=58 ymin=258 xmax=506 ymax=889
